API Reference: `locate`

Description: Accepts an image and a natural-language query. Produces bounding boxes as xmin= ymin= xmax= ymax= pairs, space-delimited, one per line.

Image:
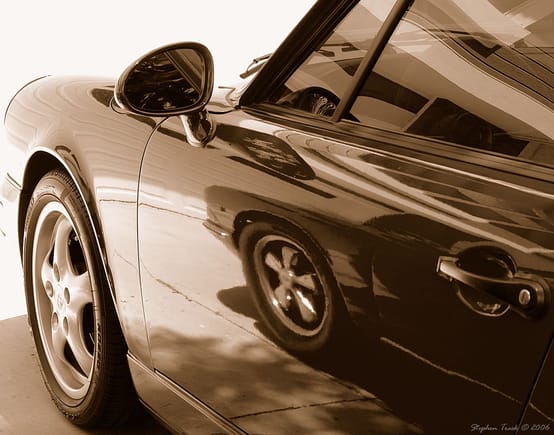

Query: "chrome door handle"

xmin=437 ymin=256 xmax=549 ymax=316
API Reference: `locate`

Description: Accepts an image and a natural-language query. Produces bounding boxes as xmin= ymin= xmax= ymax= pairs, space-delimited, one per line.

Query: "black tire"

xmin=239 ymin=220 xmax=349 ymax=356
xmin=23 ymin=169 xmax=137 ymax=427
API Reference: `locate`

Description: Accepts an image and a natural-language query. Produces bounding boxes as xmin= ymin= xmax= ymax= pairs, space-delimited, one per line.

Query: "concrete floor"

xmin=0 ymin=226 xmax=169 ymax=434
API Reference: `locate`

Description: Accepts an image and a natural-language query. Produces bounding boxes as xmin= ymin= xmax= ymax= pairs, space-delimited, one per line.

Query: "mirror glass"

xmin=124 ymin=48 xmax=205 ymax=113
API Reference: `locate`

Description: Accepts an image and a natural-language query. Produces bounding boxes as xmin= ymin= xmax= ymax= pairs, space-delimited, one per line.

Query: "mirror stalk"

xmin=180 ymin=111 xmax=216 ymax=148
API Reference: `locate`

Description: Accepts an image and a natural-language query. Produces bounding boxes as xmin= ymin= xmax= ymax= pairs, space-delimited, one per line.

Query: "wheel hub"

xmin=56 ymin=293 xmax=65 ymax=312
xmin=279 ymin=269 xmax=295 ymax=287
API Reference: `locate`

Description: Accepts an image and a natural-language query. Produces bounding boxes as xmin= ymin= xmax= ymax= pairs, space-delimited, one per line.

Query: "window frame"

xmin=239 ymin=0 xmax=554 ymax=180
xmin=240 ymin=0 xmax=413 ymax=111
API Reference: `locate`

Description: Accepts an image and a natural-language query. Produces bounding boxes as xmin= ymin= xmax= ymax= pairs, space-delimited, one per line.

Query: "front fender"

xmin=4 ymin=75 xmax=161 ymax=366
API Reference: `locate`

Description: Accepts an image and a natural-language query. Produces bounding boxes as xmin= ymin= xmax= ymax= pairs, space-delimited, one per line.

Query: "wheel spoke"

xmin=50 ymin=321 xmax=89 ymax=387
xmin=66 ymin=271 xmax=93 ymax=312
xmin=66 ymin=314 xmax=93 ymax=375
xmin=40 ymin=255 xmax=54 ymax=284
xmin=40 ymin=257 xmax=56 ymax=300
xmin=51 ymin=324 xmax=67 ymax=361
xmin=52 ymin=217 xmax=73 ymax=279
xmin=281 ymin=246 xmax=297 ymax=269
xmin=274 ymin=284 xmax=292 ymax=309
xmin=292 ymin=289 xmax=318 ymax=323
xmin=264 ymin=251 xmax=283 ymax=273
xmin=255 ymin=234 xmax=328 ymax=337
xmin=294 ymin=273 xmax=317 ymax=292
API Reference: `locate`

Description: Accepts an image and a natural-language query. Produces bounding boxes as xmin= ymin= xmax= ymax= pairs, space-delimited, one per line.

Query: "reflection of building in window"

xmin=349 ymin=0 xmax=553 ymax=166
xmin=407 ymin=98 xmax=527 ymax=155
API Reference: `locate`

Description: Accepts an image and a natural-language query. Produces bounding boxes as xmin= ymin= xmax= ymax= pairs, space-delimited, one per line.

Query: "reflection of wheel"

xmin=295 ymin=87 xmax=339 ymax=116
xmin=276 ymin=86 xmax=339 ymax=117
xmin=23 ymin=170 xmax=136 ymax=427
xmin=239 ymin=221 xmax=348 ymax=355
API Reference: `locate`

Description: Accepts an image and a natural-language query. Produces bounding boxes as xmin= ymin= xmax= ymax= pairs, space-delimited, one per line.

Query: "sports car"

xmin=2 ymin=0 xmax=553 ymax=433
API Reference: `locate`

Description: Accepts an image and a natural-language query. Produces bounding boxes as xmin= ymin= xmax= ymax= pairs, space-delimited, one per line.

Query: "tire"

xmin=22 ymin=169 xmax=137 ymax=427
xmin=239 ymin=221 xmax=349 ymax=356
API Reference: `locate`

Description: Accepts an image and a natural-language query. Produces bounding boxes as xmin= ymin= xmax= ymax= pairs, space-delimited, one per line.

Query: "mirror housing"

xmin=115 ymin=42 xmax=216 ymax=146
xmin=115 ymin=42 xmax=214 ymax=116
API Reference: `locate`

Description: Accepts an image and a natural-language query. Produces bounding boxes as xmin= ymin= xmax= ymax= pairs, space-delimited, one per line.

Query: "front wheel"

xmin=239 ymin=221 xmax=350 ymax=356
xmin=23 ymin=170 xmax=137 ymax=427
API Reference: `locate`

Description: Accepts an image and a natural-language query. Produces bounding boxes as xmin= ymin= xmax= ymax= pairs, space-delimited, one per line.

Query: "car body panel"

xmin=127 ymin=355 xmax=247 ymax=434
xmin=138 ymin=111 xmax=426 ymax=433
xmin=137 ymin=114 xmax=389 ymax=418
xmin=138 ymin=103 xmax=554 ymax=432
xmin=3 ymin=76 xmax=156 ymax=364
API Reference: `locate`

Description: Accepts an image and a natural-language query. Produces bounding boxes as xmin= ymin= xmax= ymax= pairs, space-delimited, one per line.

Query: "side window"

xmin=267 ymin=0 xmax=395 ymax=117
xmin=349 ymin=0 xmax=554 ymax=165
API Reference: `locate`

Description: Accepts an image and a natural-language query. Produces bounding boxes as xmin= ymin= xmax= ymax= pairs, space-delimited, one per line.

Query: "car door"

xmin=137 ymin=0 xmax=554 ymax=433
xmin=135 ymin=2 xmax=424 ymax=434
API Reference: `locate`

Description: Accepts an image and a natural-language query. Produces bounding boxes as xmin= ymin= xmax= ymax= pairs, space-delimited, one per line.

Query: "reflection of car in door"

xmin=2 ymin=0 xmax=553 ymax=433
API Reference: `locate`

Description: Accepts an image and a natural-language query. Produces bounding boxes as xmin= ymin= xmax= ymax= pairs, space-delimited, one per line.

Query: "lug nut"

xmin=45 ymin=281 xmax=54 ymax=298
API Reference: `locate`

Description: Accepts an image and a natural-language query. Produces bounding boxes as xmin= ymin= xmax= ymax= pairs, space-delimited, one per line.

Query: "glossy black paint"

xmin=136 ymin=103 xmax=554 ymax=431
xmin=521 ymin=338 xmax=554 ymax=429
xmin=2 ymin=0 xmax=553 ymax=433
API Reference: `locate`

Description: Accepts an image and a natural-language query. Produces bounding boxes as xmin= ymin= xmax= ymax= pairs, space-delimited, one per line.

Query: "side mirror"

xmin=115 ymin=42 xmax=213 ymax=115
xmin=115 ymin=42 xmax=216 ymax=146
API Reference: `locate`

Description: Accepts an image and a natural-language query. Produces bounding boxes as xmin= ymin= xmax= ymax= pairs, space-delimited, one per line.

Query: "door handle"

xmin=437 ymin=256 xmax=548 ymax=316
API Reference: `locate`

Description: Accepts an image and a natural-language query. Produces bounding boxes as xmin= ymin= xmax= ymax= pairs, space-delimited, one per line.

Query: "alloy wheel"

xmin=32 ymin=201 xmax=95 ymax=400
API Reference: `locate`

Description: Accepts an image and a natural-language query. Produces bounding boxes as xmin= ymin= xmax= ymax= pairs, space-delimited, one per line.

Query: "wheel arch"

xmin=18 ymin=150 xmax=63 ymax=253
